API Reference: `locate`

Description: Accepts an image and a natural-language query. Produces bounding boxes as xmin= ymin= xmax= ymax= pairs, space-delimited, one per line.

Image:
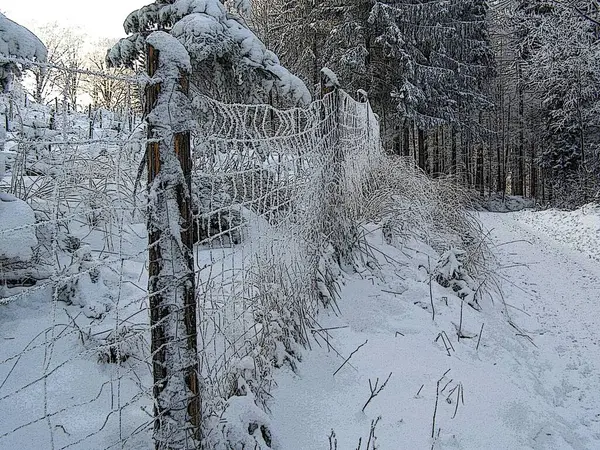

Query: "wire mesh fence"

xmin=0 ymin=59 xmax=383 ymax=449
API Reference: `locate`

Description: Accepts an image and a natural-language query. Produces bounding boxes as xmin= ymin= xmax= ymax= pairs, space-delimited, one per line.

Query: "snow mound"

xmin=0 ymin=13 xmax=47 ymax=62
xmin=146 ymin=30 xmax=191 ymax=71
xmin=0 ymin=12 xmax=47 ymax=92
xmin=0 ymin=193 xmax=37 ymax=262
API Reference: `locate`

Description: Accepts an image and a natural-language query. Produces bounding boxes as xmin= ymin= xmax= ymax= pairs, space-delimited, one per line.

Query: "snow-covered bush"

xmin=434 ymin=248 xmax=480 ymax=309
xmin=96 ymin=326 xmax=145 ymax=364
xmin=0 ymin=192 xmax=42 ymax=292
xmin=357 ymin=156 xmax=488 ymax=272
xmin=0 ymin=12 xmax=47 ymax=92
xmin=206 ymin=391 xmax=279 ymax=449
xmin=0 ymin=191 xmax=38 ymax=262
xmin=108 ymin=0 xmax=310 ymax=106
xmin=56 ymin=246 xmax=113 ymax=319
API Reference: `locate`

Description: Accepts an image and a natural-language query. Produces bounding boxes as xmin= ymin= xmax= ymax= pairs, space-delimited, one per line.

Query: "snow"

xmin=146 ymin=31 xmax=191 ymax=72
xmin=0 ymin=13 xmax=47 ymax=63
xmin=0 ymin=193 xmax=37 ymax=262
xmin=268 ymin=212 xmax=600 ymax=449
xmin=0 ymin=12 xmax=47 ymax=92
xmin=4 ymin=19 xmax=600 ymax=447
xmin=321 ymin=67 xmax=340 ymax=88
xmin=482 ymin=193 xmax=535 ymax=212
xmin=0 ymin=151 xmax=7 ymax=181
xmin=113 ymin=0 xmax=311 ymax=105
xmin=514 ymin=203 xmax=600 ymax=262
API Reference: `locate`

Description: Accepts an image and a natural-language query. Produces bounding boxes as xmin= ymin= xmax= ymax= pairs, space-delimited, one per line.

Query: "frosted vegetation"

xmin=0 ymin=1 xmax=599 ymax=449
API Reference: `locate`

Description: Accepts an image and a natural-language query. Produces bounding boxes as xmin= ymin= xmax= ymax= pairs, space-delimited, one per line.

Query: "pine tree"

xmin=108 ymin=0 xmax=309 ymax=105
xmin=516 ymin=0 xmax=600 ymax=204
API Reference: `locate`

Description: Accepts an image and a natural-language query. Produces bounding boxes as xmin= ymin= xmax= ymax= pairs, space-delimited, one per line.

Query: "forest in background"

xmin=249 ymin=0 xmax=600 ymax=207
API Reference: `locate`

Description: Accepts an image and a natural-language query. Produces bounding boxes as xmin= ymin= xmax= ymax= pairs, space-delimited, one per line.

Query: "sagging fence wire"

xmin=0 ymin=59 xmax=383 ymax=449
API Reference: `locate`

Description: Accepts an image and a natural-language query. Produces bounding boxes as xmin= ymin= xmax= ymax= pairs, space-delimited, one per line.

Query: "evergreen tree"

xmin=108 ymin=0 xmax=310 ymax=105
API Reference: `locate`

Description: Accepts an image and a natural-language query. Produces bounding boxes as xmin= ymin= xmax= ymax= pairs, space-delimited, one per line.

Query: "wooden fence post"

xmin=145 ymin=41 xmax=201 ymax=449
xmin=320 ymin=68 xmax=354 ymax=265
xmin=88 ymin=104 xmax=93 ymax=139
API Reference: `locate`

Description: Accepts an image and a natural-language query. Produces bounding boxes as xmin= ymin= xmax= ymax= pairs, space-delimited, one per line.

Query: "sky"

xmin=2 ymin=0 xmax=147 ymax=39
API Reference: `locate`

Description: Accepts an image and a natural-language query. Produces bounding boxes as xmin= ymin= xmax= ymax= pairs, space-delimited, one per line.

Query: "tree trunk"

xmin=403 ymin=122 xmax=410 ymax=157
xmin=451 ymin=125 xmax=457 ymax=175
xmin=530 ymin=141 xmax=537 ymax=200
xmin=433 ymin=127 xmax=440 ymax=176
xmin=515 ymin=61 xmax=525 ymax=196
xmin=475 ymin=144 xmax=484 ymax=196
xmin=418 ymin=128 xmax=427 ymax=171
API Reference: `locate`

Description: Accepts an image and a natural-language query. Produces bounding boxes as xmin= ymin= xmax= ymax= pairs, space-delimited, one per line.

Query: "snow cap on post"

xmin=146 ymin=31 xmax=193 ymax=135
xmin=320 ymin=67 xmax=340 ymax=89
xmin=147 ymin=30 xmax=191 ymax=73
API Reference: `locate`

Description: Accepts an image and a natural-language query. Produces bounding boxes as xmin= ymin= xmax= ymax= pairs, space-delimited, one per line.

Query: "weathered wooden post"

xmin=320 ymin=68 xmax=353 ymax=265
xmin=88 ymin=104 xmax=93 ymax=139
xmin=145 ymin=32 xmax=201 ymax=449
xmin=320 ymin=68 xmax=341 ymax=184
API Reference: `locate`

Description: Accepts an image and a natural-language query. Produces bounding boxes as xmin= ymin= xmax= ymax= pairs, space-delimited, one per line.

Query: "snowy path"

xmin=480 ymin=212 xmax=600 ymax=441
xmin=269 ymin=214 xmax=600 ymax=449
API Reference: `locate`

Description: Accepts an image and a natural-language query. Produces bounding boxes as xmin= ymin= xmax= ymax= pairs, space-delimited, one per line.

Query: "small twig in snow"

xmin=381 ymin=289 xmax=404 ymax=295
xmin=333 ymin=339 xmax=368 ymax=376
xmin=476 ymin=323 xmax=484 ymax=351
xmin=362 ymin=372 xmax=393 ymax=412
xmin=428 ymin=256 xmax=435 ymax=321
xmin=432 ymin=370 xmax=450 ymax=438
xmin=365 ymin=416 xmax=381 ymax=449
xmin=328 ymin=429 xmax=338 ymax=450
xmin=432 ymin=378 xmax=441 ymax=438
xmin=458 ymin=300 xmax=464 ymax=342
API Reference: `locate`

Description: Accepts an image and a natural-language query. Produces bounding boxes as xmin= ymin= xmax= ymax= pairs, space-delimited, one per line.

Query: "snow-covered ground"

xmin=514 ymin=204 xmax=600 ymax=262
xmin=2 ymin=199 xmax=600 ymax=448
xmin=269 ymin=210 xmax=600 ymax=449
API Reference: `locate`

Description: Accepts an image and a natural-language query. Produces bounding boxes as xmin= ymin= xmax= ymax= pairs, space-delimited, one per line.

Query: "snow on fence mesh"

xmin=0 ymin=65 xmax=382 ymax=448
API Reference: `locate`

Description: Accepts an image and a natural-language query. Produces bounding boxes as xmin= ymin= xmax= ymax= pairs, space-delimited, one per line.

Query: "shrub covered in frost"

xmin=96 ymin=326 xmax=145 ymax=364
xmin=434 ymin=248 xmax=480 ymax=309
xmin=56 ymin=246 xmax=113 ymax=319
xmin=192 ymin=174 xmax=244 ymax=245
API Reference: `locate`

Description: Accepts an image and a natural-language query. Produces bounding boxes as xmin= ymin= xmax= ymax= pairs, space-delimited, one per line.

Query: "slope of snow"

xmin=2 ymin=200 xmax=600 ymax=449
xmin=269 ymin=215 xmax=600 ymax=449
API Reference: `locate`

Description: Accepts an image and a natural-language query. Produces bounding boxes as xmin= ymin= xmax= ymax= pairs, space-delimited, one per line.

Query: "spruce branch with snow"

xmin=107 ymin=0 xmax=310 ymax=105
